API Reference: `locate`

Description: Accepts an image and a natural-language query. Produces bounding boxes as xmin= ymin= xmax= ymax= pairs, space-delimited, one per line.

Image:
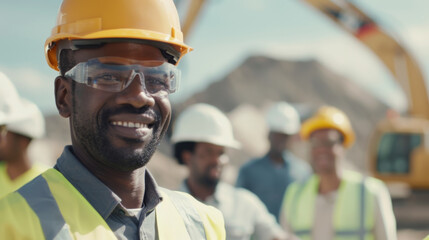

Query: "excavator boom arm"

xmin=302 ymin=0 xmax=429 ymax=118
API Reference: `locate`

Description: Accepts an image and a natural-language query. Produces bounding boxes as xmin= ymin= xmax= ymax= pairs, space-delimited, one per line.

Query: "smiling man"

xmin=0 ymin=0 xmax=225 ymax=239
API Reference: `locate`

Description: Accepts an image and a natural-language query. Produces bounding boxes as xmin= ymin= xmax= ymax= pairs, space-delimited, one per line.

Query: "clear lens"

xmin=65 ymin=57 xmax=180 ymax=95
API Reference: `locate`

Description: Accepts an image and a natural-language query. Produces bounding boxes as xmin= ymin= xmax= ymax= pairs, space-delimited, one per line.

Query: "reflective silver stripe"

xmin=360 ymin=177 xmax=367 ymax=240
xmin=336 ymin=229 xmax=372 ymax=236
xmin=295 ymin=229 xmax=311 ymax=236
xmin=161 ymin=188 xmax=206 ymax=239
xmin=18 ymin=175 xmax=72 ymax=240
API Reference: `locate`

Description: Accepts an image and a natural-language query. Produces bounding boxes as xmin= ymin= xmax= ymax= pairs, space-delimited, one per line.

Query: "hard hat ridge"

xmin=265 ymin=102 xmax=301 ymax=135
xmin=7 ymin=99 xmax=45 ymax=139
xmin=171 ymin=103 xmax=241 ymax=149
xmin=0 ymin=72 xmax=25 ymax=125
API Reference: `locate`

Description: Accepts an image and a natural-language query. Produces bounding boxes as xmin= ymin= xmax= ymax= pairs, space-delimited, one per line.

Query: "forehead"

xmin=72 ymin=42 xmax=166 ymax=64
xmin=310 ymin=129 xmax=342 ymax=141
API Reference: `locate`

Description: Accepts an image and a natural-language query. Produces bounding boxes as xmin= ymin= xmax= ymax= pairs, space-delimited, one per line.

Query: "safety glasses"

xmin=310 ymin=138 xmax=342 ymax=148
xmin=65 ymin=57 xmax=181 ymax=95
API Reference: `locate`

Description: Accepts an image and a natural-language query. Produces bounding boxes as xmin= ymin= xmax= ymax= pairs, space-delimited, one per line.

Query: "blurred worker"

xmin=236 ymin=101 xmax=311 ymax=220
xmin=280 ymin=106 xmax=397 ymax=240
xmin=0 ymin=72 xmax=46 ymax=199
xmin=0 ymin=99 xmax=46 ymax=199
xmin=172 ymin=103 xmax=290 ymax=240
xmin=0 ymin=0 xmax=225 ymax=239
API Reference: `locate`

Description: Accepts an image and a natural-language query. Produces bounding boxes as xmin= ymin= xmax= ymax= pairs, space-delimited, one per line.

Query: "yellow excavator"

xmin=177 ymin=0 xmax=429 ymax=227
xmin=301 ymin=0 xmax=429 ymax=228
xmin=179 ymin=0 xmax=429 ymax=190
xmin=301 ymin=0 xmax=429 ymax=191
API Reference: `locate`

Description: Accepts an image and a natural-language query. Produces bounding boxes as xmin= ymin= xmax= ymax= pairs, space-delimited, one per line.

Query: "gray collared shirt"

xmin=55 ymin=146 xmax=161 ymax=240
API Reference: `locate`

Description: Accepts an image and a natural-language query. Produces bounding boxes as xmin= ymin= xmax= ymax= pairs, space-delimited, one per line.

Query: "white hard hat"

xmin=266 ymin=102 xmax=301 ymax=135
xmin=0 ymin=72 xmax=25 ymax=125
xmin=171 ymin=103 xmax=240 ymax=148
xmin=7 ymin=98 xmax=45 ymax=139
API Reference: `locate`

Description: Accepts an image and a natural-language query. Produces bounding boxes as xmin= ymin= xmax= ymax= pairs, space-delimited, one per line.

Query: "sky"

xmin=1 ymin=0 xmax=429 ymax=115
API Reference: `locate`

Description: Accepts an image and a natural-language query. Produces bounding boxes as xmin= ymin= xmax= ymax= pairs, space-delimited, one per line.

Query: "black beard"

xmin=198 ymin=175 xmax=219 ymax=189
xmin=196 ymin=166 xmax=220 ymax=189
xmin=72 ymin=104 xmax=164 ymax=172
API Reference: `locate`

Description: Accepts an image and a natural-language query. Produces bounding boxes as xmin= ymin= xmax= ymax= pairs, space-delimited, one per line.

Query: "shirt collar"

xmin=180 ymin=179 xmax=226 ymax=205
xmin=55 ymin=145 xmax=162 ymax=219
xmin=264 ymin=150 xmax=295 ymax=164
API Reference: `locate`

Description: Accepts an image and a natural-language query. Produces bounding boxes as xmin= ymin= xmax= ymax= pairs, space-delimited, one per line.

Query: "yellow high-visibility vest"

xmin=282 ymin=171 xmax=377 ymax=240
xmin=0 ymin=162 xmax=48 ymax=199
xmin=0 ymin=168 xmax=225 ymax=240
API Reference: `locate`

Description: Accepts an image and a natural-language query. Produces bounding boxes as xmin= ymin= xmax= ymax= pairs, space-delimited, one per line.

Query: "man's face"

xmin=0 ymin=132 xmax=21 ymax=163
xmin=186 ymin=142 xmax=228 ymax=188
xmin=57 ymin=42 xmax=172 ymax=171
xmin=309 ymin=129 xmax=344 ymax=175
xmin=268 ymin=131 xmax=291 ymax=153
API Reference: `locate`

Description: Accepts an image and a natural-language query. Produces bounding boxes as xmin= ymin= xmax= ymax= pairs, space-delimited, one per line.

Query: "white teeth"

xmin=112 ymin=121 xmax=147 ymax=128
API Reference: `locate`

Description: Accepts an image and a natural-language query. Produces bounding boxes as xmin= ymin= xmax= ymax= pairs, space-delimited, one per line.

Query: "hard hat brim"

xmin=171 ymin=136 xmax=241 ymax=149
xmin=45 ymin=29 xmax=193 ymax=71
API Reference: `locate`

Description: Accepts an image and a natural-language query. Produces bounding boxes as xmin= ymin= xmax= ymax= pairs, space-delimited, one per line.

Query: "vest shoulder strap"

xmin=158 ymin=188 xmax=225 ymax=240
xmin=18 ymin=169 xmax=116 ymax=240
xmin=18 ymin=173 xmax=73 ymax=240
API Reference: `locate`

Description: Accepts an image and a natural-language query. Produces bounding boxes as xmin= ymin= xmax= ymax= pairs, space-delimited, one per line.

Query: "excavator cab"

xmin=369 ymin=117 xmax=429 ymax=191
xmin=301 ymin=0 xmax=429 ymax=228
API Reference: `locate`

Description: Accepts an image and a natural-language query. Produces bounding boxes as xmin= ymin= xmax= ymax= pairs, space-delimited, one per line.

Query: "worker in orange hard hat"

xmin=0 ymin=0 xmax=225 ymax=239
xmin=279 ymin=106 xmax=397 ymax=240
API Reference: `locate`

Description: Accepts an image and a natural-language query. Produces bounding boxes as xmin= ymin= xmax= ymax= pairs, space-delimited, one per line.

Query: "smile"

xmin=111 ymin=121 xmax=149 ymax=128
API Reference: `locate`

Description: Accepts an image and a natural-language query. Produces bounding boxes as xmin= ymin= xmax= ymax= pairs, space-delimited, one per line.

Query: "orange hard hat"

xmin=301 ymin=106 xmax=355 ymax=148
xmin=45 ymin=0 xmax=192 ymax=70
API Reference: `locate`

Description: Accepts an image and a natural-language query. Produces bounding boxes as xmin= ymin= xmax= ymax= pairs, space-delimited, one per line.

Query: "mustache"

xmin=100 ymin=105 xmax=161 ymax=124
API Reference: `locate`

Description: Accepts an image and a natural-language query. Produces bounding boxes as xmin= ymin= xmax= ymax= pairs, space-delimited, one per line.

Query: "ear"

xmin=55 ymin=76 xmax=72 ymax=118
xmin=181 ymin=150 xmax=192 ymax=166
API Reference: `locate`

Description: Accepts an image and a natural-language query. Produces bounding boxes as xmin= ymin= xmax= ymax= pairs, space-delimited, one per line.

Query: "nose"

xmin=116 ymin=74 xmax=155 ymax=108
xmin=216 ymin=154 xmax=229 ymax=165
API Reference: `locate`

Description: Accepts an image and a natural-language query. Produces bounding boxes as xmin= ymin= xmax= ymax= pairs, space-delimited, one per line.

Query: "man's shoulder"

xmin=220 ymin=182 xmax=264 ymax=205
xmin=159 ymin=188 xmax=226 ymax=239
xmin=240 ymin=156 xmax=267 ymax=170
xmin=160 ymin=187 xmax=223 ymax=217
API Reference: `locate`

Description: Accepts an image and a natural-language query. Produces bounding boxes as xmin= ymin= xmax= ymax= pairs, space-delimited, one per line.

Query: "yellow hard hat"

xmin=45 ymin=0 xmax=192 ymax=70
xmin=300 ymin=106 xmax=355 ymax=148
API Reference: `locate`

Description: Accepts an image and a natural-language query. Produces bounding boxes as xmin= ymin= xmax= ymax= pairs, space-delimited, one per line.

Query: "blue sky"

xmin=1 ymin=0 xmax=428 ymax=114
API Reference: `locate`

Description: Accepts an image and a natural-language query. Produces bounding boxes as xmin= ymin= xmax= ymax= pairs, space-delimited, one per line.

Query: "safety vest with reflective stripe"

xmin=282 ymin=171 xmax=376 ymax=240
xmin=0 ymin=168 xmax=225 ymax=240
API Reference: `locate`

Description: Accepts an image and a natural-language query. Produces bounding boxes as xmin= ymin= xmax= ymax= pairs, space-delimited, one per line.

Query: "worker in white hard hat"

xmin=279 ymin=106 xmax=397 ymax=240
xmin=172 ymin=103 xmax=292 ymax=240
xmin=0 ymin=0 xmax=225 ymax=239
xmin=236 ymin=101 xmax=311 ymax=221
xmin=0 ymin=71 xmax=47 ymax=199
xmin=0 ymin=99 xmax=47 ymax=199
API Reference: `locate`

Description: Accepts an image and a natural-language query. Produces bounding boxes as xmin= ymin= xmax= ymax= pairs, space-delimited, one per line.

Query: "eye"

xmin=90 ymin=74 xmax=122 ymax=85
xmin=145 ymin=75 xmax=170 ymax=92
